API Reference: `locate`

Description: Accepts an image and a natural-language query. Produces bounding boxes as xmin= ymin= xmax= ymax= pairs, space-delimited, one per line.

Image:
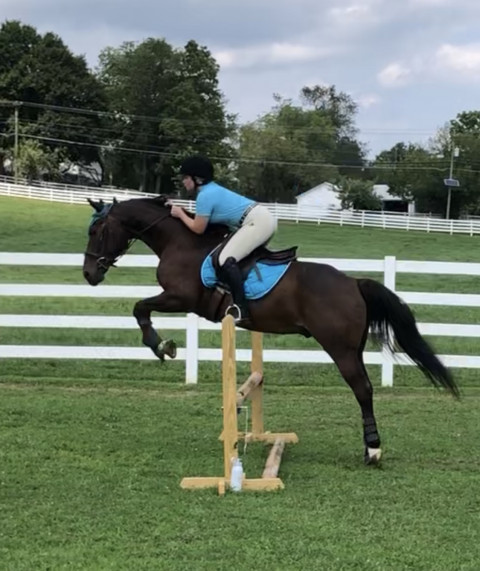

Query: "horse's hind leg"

xmin=308 ymin=319 xmax=382 ymax=465
xmin=332 ymin=348 xmax=382 ymax=465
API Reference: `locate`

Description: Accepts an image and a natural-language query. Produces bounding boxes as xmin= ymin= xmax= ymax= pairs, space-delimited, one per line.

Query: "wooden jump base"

xmin=181 ymin=315 xmax=298 ymax=494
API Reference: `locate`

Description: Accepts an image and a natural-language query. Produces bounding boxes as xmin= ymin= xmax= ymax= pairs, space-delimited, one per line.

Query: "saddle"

xmin=211 ymin=242 xmax=298 ymax=282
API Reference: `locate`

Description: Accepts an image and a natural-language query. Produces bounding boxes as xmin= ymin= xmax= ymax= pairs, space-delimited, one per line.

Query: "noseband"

xmin=85 ymin=209 xmax=171 ymax=272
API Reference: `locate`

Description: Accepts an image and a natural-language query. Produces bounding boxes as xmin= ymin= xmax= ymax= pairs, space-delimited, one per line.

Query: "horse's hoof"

xmin=152 ymin=345 xmax=166 ymax=362
xmin=364 ymin=447 xmax=382 ymax=466
xmin=160 ymin=339 xmax=177 ymax=360
xmin=150 ymin=339 xmax=177 ymax=362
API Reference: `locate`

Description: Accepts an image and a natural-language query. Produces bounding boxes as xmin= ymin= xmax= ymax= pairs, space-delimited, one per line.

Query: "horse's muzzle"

xmin=83 ymin=268 xmax=105 ymax=286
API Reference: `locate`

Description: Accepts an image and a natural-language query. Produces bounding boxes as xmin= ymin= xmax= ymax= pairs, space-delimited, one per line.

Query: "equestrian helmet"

xmin=179 ymin=155 xmax=214 ymax=183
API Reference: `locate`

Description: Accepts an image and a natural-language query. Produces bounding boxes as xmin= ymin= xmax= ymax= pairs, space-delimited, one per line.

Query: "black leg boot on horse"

xmin=220 ymin=256 xmax=249 ymax=323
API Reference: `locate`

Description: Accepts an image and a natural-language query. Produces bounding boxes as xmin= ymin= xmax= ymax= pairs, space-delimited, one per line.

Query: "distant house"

xmin=296 ymin=182 xmax=416 ymax=214
xmin=295 ymin=182 xmax=341 ymax=211
xmin=372 ymin=184 xmax=415 ymax=214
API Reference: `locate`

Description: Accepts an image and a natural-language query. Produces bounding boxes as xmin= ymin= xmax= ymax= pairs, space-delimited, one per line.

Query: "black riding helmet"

xmin=179 ymin=155 xmax=214 ymax=184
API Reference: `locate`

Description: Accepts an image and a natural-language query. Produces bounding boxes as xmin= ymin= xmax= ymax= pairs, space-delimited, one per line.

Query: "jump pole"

xmin=180 ymin=315 xmax=298 ymax=494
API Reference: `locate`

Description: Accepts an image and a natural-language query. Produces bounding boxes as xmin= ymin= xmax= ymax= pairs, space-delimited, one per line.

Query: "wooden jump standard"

xmin=181 ymin=315 xmax=298 ymax=494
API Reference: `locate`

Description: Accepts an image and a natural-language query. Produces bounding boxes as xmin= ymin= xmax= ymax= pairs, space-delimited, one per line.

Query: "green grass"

xmin=1 ymin=195 xmax=480 ymax=260
xmin=2 ymin=195 xmax=480 ymax=569
xmin=1 ymin=380 xmax=480 ymax=570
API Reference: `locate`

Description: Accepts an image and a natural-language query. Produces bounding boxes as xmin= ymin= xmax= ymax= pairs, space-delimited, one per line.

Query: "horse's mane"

xmin=134 ymin=195 xmax=230 ymax=238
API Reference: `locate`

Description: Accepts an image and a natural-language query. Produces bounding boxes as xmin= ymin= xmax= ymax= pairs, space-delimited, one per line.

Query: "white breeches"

xmin=218 ymin=205 xmax=278 ymax=266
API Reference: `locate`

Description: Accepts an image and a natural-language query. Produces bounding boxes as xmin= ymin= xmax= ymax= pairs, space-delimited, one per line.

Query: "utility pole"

xmin=13 ymin=102 xmax=19 ymax=183
xmin=445 ymin=146 xmax=460 ymax=220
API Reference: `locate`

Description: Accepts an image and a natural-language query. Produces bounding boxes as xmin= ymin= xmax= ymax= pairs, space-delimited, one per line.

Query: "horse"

xmin=82 ymin=195 xmax=459 ymax=465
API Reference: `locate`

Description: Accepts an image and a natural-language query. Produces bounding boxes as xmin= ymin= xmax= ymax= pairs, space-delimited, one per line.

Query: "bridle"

xmin=85 ymin=208 xmax=171 ymax=272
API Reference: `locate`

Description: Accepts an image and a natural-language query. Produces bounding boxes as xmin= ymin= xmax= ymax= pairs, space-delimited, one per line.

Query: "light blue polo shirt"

xmin=196 ymin=181 xmax=255 ymax=230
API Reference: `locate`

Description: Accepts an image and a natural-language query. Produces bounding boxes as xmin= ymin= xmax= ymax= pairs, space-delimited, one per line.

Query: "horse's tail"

xmin=357 ymin=278 xmax=459 ymax=398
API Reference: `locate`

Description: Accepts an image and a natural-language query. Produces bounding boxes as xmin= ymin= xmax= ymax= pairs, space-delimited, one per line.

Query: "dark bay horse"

xmin=82 ymin=196 xmax=459 ymax=465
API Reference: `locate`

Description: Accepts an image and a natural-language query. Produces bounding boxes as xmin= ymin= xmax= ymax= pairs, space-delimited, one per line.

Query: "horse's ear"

xmin=113 ymin=197 xmax=119 ymax=205
xmin=87 ymin=197 xmax=104 ymax=212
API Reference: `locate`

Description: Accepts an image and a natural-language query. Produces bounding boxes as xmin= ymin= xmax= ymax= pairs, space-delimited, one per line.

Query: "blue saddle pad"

xmin=200 ymin=254 xmax=291 ymax=300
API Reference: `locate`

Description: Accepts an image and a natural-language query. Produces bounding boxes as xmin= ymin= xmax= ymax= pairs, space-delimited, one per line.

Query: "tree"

xmin=372 ymin=143 xmax=445 ymax=214
xmin=236 ymin=86 xmax=366 ymax=202
xmin=97 ymin=39 xmax=235 ymax=193
xmin=447 ymin=111 xmax=480 ymax=216
xmin=336 ymin=177 xmax=382 ymax=210
xmin=371 ymin=111 xmax=480 ymax=217
xmin=0 ymin=21 xmax=108 ymax=172
xmin=8 ymin=139 xmax=61 ymax=181
xmin=237 ymin=100 xmax=334 ymax=202
xmin=300 ymin=85 xmax=358 ymax=140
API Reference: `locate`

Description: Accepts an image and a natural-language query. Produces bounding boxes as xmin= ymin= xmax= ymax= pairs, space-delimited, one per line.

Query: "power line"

xmin=0 ymin=98 xmax=461 ymax=137
xmin=20 ymin=133 xmax=465 ymax=172
xmin=0 ymin=99 xmax=231 ymax=129
xmin=20 ymin=134 xmax=176 ymax=157
xmin=6 ymin=99 xmax=480 ymax=172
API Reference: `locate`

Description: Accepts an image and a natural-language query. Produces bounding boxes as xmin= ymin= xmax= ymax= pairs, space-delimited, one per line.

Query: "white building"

xmin=295 ymin=182 xmax=341 ymax=211
xmin=373 ymin=184 xmax=416 ymax=214
xmin=295 ymin=181 xmax=416 ymax=214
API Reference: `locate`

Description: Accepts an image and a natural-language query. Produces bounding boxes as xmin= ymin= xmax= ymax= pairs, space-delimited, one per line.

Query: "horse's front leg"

xmin=133 ymin=292 xmax=186 ymax=362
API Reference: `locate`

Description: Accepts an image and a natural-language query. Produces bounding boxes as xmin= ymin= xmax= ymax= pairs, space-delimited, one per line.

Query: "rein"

xmin=86 ymin=209 xmax=171 ymax=270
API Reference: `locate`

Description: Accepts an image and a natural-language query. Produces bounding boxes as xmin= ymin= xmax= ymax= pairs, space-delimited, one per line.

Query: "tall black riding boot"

xmin=220 ymin=257 xmax=248 ymax=322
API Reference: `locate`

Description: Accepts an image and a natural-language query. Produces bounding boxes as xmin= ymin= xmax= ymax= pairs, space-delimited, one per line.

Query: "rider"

xmin=169 ymin=154 xmax=278 ymax=322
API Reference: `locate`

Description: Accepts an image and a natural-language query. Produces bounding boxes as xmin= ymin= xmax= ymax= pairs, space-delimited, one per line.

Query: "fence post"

xmin=185 ymin=313 xmax=199 ymax=384
xmin=381 ymin=256 xmax=396 ymax=387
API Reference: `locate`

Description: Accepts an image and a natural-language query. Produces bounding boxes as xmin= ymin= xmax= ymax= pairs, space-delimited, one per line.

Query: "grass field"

xmin=1 ymin=195 xmax=480 ymax=570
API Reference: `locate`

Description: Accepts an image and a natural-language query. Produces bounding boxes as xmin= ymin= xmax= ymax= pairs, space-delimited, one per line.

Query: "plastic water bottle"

xmin=230 ymin=457 xmax=243 ymax=492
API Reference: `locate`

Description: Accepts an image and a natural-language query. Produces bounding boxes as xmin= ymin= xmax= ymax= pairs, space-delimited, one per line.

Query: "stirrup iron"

xmin=225 ymin=303 xmax=243 ymax=323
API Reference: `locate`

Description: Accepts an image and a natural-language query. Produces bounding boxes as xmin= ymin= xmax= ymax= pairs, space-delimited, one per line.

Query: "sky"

xmin=2 ymin=0 xmax=480 ymax=158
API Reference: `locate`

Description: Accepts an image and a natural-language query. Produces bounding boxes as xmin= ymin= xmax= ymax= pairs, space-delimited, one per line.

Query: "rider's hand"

xmin=170 ymin=205 xmax=183 ymax=218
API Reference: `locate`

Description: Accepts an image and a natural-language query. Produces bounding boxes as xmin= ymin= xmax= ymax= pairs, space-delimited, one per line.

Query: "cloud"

xmin=377 ymin=42 xmax=480 ymax=89
xmin=3 ymin=0 xmax=480 ymax=157
xmin=377 ymin=63 xmax=412 ymax=87
xmin=408 ymin=0 xmax=457 ymax=6
xmin=1 ymin=0 xmax=326 ymax=51
xmin=407 ymin=0 xmax=480 ymax=9
xmin=329 ymin=3 xmax=372 ymax=19
xmin=435 ymin=43 xmax=480 ymax=76
xmin=214 ymin=42 xmax=334 ymax=70
xmin=356 ymin=94 xmax=381 ymax=108
xmin=327 ymin=0 xmax=385 ymax=34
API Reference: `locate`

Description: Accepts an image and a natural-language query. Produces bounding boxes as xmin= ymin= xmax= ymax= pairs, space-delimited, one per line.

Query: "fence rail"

xmin=1 ymin=180 xmax=479 ymax=235
xmin=1 ymin=253 xmax=480 ymax=385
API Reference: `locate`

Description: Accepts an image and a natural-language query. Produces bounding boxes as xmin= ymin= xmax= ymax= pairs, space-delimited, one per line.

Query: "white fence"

xmin=1 ymin=253 xmax=480 ymax=385
xmin=2 ymin=180 xmax=480 ymax=235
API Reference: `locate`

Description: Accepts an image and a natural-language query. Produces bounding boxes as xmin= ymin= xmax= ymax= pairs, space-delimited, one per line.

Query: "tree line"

xmin=1 ymin=20 xmax=480 ymax=217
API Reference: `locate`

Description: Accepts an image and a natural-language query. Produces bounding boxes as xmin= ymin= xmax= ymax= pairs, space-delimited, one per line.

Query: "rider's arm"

xmin=184 ymin=189 xmax=213 ymax=234
xmin=177 ymin=209 xmax=209 ymax=234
